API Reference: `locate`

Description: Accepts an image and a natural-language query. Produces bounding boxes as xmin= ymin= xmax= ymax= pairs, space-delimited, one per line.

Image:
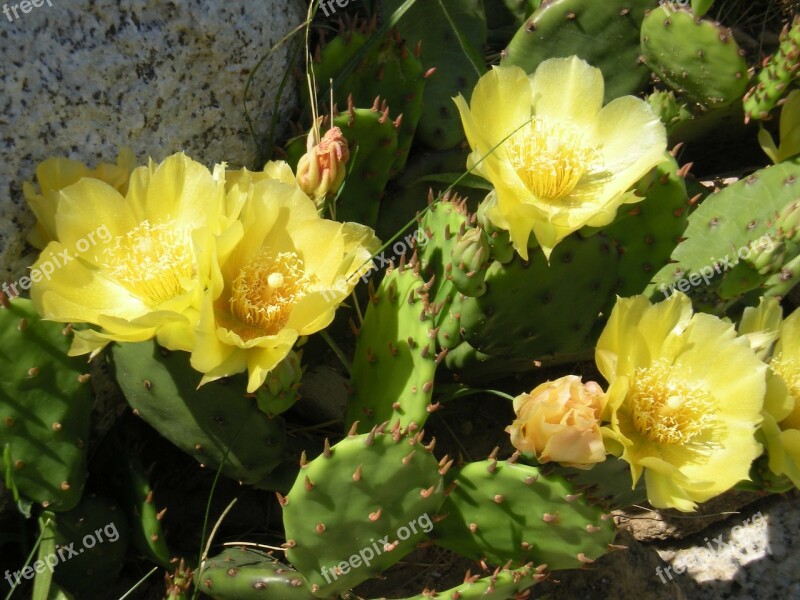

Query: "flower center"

xmin=629 ymin=361 xmax=715 ymax=445
xmin=229 ymin=249 xmax=315 ymax=338
xmin=506 ymin=118 xmax=602 ymax=200
xmin=100 ymin=220 xmax=194 ymax=305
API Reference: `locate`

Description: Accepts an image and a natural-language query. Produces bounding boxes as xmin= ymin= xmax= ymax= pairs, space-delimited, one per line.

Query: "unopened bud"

xmin=296 ymin=126 xmax=350 ymax=209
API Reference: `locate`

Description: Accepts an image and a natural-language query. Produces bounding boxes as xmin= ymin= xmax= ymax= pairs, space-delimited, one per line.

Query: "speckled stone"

xmin=0 ymin=0 xmax=304 ymax=281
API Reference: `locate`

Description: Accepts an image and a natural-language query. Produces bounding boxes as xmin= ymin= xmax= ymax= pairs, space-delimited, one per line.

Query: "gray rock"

xmin=0 ymin=0 xmax=304 ymax=281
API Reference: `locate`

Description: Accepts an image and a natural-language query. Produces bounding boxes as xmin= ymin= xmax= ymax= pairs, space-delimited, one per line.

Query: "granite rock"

xmin=0 ymin=0 xmax=304 ymax=282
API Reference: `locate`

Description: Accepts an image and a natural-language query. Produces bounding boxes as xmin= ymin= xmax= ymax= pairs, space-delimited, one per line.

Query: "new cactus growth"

xmin=399 ymin=563 xmax=543 ymax=599
xmin=112 ymin=340 xmax=287 ymax=488
xmin=743 ymin=16 xmax=800 ymax=122
xmin=432 ymin=458 xmax=617 ymax=570
xmin=0 ymin=297 xmax=94 ymax=511
xmin=282 ymin=427 xmax=446 ymax=597
xmin=345 ymin=261 xmax=439 ymax=433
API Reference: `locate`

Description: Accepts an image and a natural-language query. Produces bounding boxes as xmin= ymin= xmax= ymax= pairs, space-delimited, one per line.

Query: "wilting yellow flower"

xmin=759 ymin=306 xmax=800 ymax=487
xmin=596 ymin=293 xmax=765 ymax=511
xmin=23 ymin=148 xmax=137 ymax=249
xmin=506 ymin=375 xmax=606 ymax=469
xmin=296 ymin=123 xmax=350 ymax=210
xmin=190 ymin=164 xmax=379 ymax=393
xmin=454 ymin=57 xmax=667 ymax=259
xmin=30 ymin=152 xmax=234 ymax=357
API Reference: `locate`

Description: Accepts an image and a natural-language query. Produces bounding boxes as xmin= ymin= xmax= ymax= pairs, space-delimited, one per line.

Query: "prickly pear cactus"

xmin=432 ymin=459 xmax=616 ymax=570
xmin=200 ymin=547 xmax=321 ymax=600
xmin=454 ymin=231 xmax=619 ymax=377
xmin=647 ymin=156 xmax=800 ymax=311
xmin=0 ymin=297 xmax=94 ymax=512
xmin=743 ymin=16 xmax=800 ymax=122
xmin=345 ymin=261 xmax=439 ymax=433
xmin=112 ymin=340 xmax=286 ymax=488
xmin=333 ymin=99 xmax=400 ymax=227
xmin=604 ymin=154 xmax=691 ymax=297
xmin=640 ymin=7 xmax=749 ymax=108
xmin=383 ymin=0 xmax=487 ymax=150
xmin=503 ymin=0 xmax=651 ymax=101
xmin=51 ymin=494 xmax=130 ymax=595
xmin=308 ymin=26 xmax=427 ymax=175
xmin=282 ymin=428 xmax=446 ymax=597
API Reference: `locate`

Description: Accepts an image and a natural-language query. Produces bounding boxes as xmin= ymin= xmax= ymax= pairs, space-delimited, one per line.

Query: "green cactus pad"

xmin=398 ymin=563 xmax=542 ymax=599
xmin=345 ymin=262 xmax=438 ymax=433
xmin=51 ymin=494 xmax=130 ymax=595
xmin=282 ymin=429 xmax=445 ymax=597
xmin=647 ymin=156 xmax=800 ymax=309
xmin=456 ymin=232 xmax=619 ymax=373
xmin=112 ymin=340 xmax=286 ymax=488
xmin=0 ymin=298 xmax=94 ymax=511
xmin=502 ymin=0 xmax=651 ymax=102
xmin=200 ymin=547 xmax=323 ymax=599
xmin=384 ymin=0 xmax=487 ymax=150
xmin=432 ymin=460 xmax=616 ymax=570
xmin=640 ymin=8 xmax=749 ymax=108
xmin=743 ymin=17 xmax=800 ymax=122
xmin=604 ymin=154 xmax=691 ymax=297
xmin=333 ymin=102 xmax=400 ymax=228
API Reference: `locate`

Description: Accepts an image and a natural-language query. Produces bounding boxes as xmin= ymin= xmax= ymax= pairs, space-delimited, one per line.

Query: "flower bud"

xmin=296 ymin=125 xmax=349 ymax=209
xmin=506 ymin=375 xmax=606 ymax=469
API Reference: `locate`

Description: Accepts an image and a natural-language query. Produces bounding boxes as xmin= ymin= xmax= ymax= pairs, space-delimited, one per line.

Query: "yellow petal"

xmin=530 ymin=57 xmax=604 ymax=127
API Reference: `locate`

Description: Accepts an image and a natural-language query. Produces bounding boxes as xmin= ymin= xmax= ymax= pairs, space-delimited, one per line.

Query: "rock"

xmin=0 ymin=0 xmax=304 ymax=281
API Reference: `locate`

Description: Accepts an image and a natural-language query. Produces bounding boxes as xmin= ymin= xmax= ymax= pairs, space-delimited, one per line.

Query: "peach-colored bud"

xmin=296 ymin=126 xmax=349 ymax=208
xmin=506 ymin=375 xmax=606 ymax=469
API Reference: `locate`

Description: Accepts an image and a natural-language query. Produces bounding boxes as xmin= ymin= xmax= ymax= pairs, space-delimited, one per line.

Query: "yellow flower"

xmin=759 ymin=306 xmax=800 ymax=487
xmin=23 ymin=148 xmax=137 ymax=249
xmin=454 ymin=57 xmax=667 ymax=259
xmin=30 ymin=152 xmax=234 ymax=357
xmin=506 ymin=375 xmax=606 ymax=469
xmin=596 ymin=293 xmax=765 ymax=511
xmin=190 ymin=164 xmax=379 ymax=393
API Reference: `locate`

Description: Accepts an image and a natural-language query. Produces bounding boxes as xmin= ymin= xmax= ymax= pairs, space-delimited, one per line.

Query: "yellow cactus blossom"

xmin=296 ymin=124 xmax=350 ymax=210
xmin=759 ymin=306 xmax=800 ymax=487
xmin=506 ymin=375 xmax=606 ymax=469
xmin=30 ymin=152 xmax=235 ymax=357
xmin=23 ymin=148 xmax=137 ymax=249
xmin=190 ymin=166 xmax=379 ymax=393
xmin=596 ymin=293 xmax=765 ymax=511
xmin=454 ymin=57 xmax=667 ymax=259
